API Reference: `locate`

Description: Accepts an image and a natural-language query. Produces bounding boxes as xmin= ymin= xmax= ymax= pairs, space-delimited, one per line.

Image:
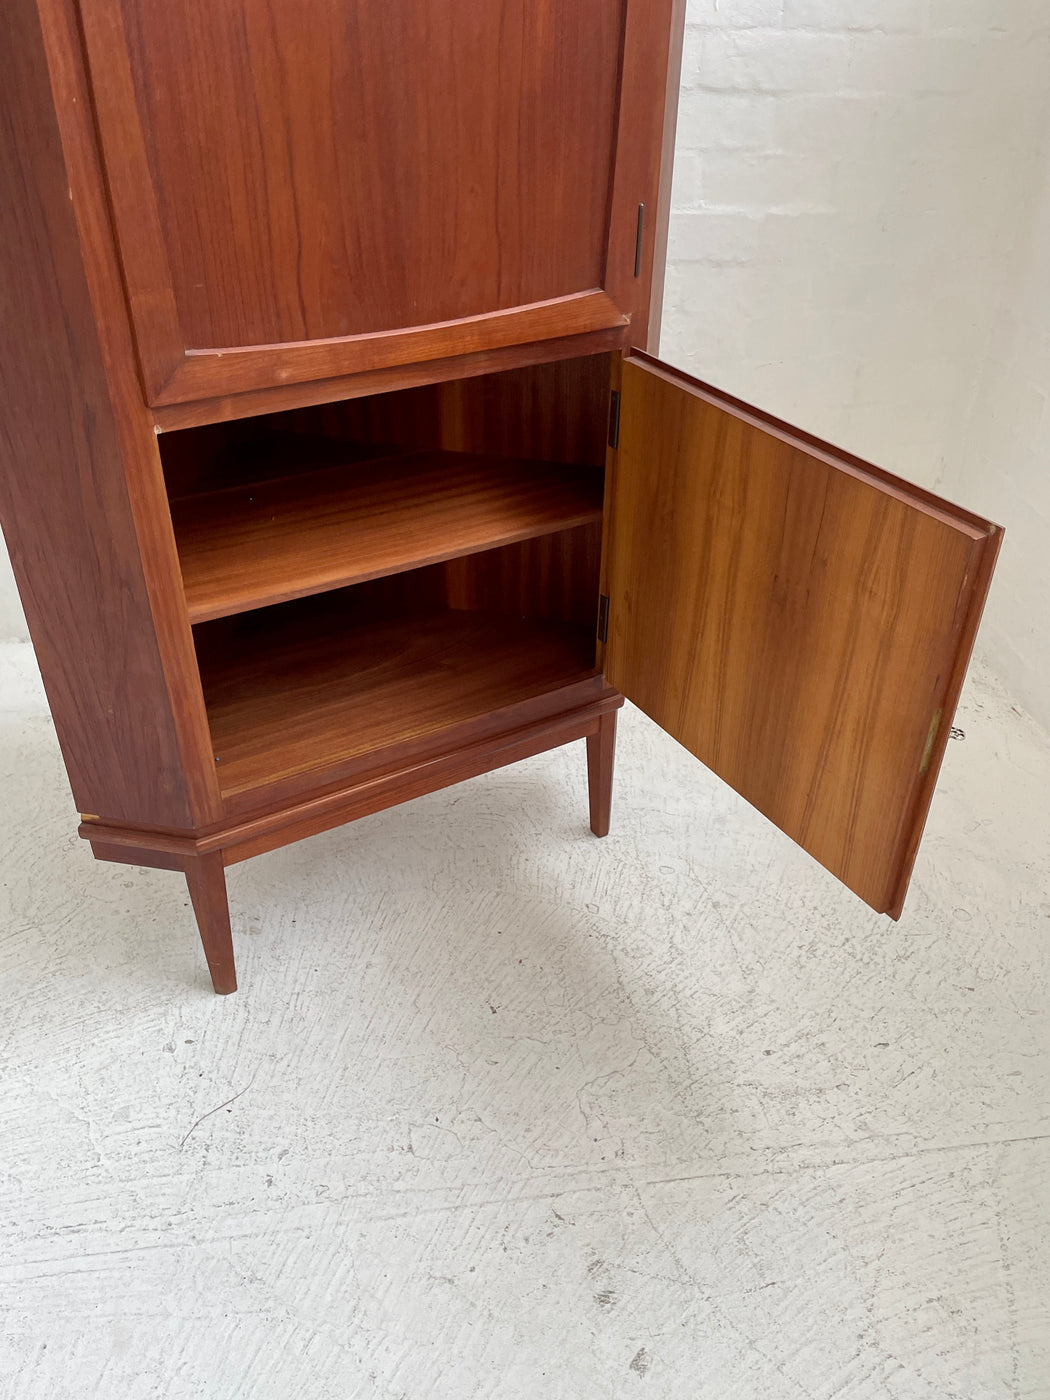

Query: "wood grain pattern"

xmin=155 ymin=293 xmax=627 ymax=407
xmin=0 ymin=0 xmax=218 ymax=829
xmin=587 ymin=710 xmax=617 ymax=838
xmin=155 ymin=351 xmax=615 ymax=478
xmin=173 ymin=449 xmax=604 ymax=623
xmin=196 ymin=597 xmax=598 ymax=797
xmin=606 ymin=355 xmax=1002 ymax=915
xmin=74 ymin=0 xmax=681 ymax=403
xmin=110 ymin=0 xmax=623 ymax=344
xmin=82 ymin=685 xmax=623 ymax=867
xmin=162 ymin=352 xmax=613 ymax=819
xmin=605 ymin=0 xmax=685 ymax=352
xmin=299 ymin=353 xmax=613 ymax=468
xmin=150 ymin=327 xmax=629 ymax=435
xmin=36 ymin=0 xmax=224 ymax=825
xmin=160 ymin=426 xmax=406 ymax=501
xmin=442 ymin=525 xmax=604 ymax=629
xmin=184 ymin=853 xmax=236 ymax=994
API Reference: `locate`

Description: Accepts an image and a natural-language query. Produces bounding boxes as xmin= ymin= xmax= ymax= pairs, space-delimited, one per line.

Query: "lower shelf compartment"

xmin=196 ymin=598 xmax=598 ymax=798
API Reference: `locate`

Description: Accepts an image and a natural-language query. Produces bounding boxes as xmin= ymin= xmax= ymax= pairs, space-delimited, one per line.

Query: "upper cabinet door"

xmin=605 ymin=354 xmax=1002 ymax=917
xmin=76 ymin=0 xmax=683 ymax=407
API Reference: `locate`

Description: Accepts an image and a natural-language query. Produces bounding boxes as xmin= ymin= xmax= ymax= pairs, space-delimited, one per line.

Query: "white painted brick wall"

xmin=783 ymin=0 xmax=917 ymax=30
xmin=954 ymin=171 xmax=1050 ymax=731
xmin=697 ymin=30 xmax=852 ymax=92
xmin=661 ymin=0 xmax=1050 ymax=729
xmin=662 ymin=2 xmax=1047 ymax=467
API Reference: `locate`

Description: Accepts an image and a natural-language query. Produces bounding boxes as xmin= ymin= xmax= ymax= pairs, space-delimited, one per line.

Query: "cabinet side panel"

xmin=0 ymin=0 xmax=196 ymax=827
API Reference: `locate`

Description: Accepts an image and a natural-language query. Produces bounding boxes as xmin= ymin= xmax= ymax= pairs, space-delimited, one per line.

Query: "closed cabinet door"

xmin=77 ymin=0 xmax=681 ymax=407
xmin=603 ymin=353 xmax=1003 ymax=916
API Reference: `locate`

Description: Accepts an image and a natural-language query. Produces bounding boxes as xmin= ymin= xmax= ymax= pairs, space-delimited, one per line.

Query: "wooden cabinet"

xmin=76 ymin=0 xmax=677 ymax=405
xmin=0 ymin=0 xmax=1001 ymax=994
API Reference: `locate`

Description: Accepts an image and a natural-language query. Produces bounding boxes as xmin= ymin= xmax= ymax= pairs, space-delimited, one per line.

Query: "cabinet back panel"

xmin=158 ymin=354 xmax=613 ymax=498
xmin=285 ymin=355 xmax=615 ymax=469
xmin=444 ymin=524 xmax=603 ymax=628
xmin=108 ymin=0 xmax=623 ymax=349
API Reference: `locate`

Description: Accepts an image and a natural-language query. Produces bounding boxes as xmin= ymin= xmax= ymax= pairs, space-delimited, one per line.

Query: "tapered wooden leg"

xmin=586 ymin=711 xmax=617 ymax=838
xmin=184 ymin=852 xmax=237 ymax=994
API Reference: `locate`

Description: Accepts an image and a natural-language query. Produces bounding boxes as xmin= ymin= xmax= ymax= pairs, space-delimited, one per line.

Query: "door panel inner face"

xmin=605 ymin=357 xmax=999 ymax=914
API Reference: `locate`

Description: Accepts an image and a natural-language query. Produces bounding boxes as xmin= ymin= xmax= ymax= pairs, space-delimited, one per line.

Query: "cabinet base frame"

xmin=82 ymin=690 xmax=624 ymax=992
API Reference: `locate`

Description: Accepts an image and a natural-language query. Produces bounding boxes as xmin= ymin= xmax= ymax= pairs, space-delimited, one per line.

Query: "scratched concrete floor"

xmin=1 ymin=638 xmax=1048 ymax=1399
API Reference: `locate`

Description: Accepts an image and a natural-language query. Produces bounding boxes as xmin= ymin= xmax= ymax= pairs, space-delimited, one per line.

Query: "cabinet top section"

xmin=63 ymin=0 xmax=686 ymax=421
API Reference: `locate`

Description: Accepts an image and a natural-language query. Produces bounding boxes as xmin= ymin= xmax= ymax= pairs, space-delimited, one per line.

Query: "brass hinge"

xmin=597 ymin=594 xmax=610 ymax=644
xmin=607 ymin=391 xmax=621 ymax=450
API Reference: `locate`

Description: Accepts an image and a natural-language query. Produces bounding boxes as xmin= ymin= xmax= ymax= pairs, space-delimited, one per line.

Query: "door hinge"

xmin=607 ymin=391 xmax=621 ymax=450
xmin=634 ymin=203 xmax=646 ymax=278
xmin=597 ymin=594 xmax=610 ymax=644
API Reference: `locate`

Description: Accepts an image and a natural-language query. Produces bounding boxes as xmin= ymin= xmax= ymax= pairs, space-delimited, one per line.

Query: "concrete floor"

xmin=1 ymin=639 xmax=1048 ymax=1399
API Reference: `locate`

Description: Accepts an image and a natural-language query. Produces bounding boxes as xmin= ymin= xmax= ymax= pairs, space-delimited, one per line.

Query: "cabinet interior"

xmin=159 ymin=354 xmax=613 ymax=796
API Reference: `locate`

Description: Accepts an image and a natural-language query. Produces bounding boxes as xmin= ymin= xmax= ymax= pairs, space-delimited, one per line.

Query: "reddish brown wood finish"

xmin=84 ymin=685 xmax=623 ymax=864
xmin=219 ymin=669 xmax=613 ymax=824
xmin=90 ymin=840 xmax=186 ymax=873
xmin=295 ymin=353 xmax=614 ymax=467
xmin=90 ymin=836 xmax=235 ymax=991
xmin=5 ymin=0 xmax=670 ymax=995
xmin=443 ymin=524 xmax=604 ymax=628
xmin=605 ymin=0 xmax=689 ymax=352
xmin=196 ymin=601 xmax=598 ymax=797
xmin=185 ymin=853 xmax=236 ymax=995
xmin=587 ymin=711 xmax=618 ymax=838
xmin=5 ymin=0 xmax=1003 ymax=1000
xmin=157 ymin=353 xmax=614 ymax=495
xmin=161 ymin=295 xmax=627 ymax=407
xmin=173 ymin=450 xmax=604 ymax=624
xmin=0 ymin=0 xmax=219 ymax=829
xmin=150 ymin=327 xmax=629 ymax=435
xmin=76 ymin=0 xmax=680 ymax=404
xmin=36 ymin=0 xmax=226 ymax=828
xmin=84 ymin=682 xmax=622 ymax=987
xmin=100 ymin=0 xmax=623 ymax=347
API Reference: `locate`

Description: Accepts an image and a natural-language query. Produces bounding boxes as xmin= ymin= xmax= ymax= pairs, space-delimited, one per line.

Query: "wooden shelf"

xmin=197 ymin=602 xmax=597 ymax=797
xmin=172 ymin=447 xmax=604 ymax=623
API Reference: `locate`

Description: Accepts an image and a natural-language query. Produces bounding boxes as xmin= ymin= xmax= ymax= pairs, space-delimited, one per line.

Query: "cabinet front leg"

xmin=586 ymin=711 xmax=617 ymax=838
xmin=184 ymin=852 xmax=237 ymax=994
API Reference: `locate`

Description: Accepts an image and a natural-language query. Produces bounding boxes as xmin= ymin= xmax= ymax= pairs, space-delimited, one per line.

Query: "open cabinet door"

xmin=604 ymin=353 xmax=1002 ymax=916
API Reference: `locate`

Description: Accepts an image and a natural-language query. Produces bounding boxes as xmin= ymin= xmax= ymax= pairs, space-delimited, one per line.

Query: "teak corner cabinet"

xmin=1 ymin=0 xmax=1002 ymax=994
